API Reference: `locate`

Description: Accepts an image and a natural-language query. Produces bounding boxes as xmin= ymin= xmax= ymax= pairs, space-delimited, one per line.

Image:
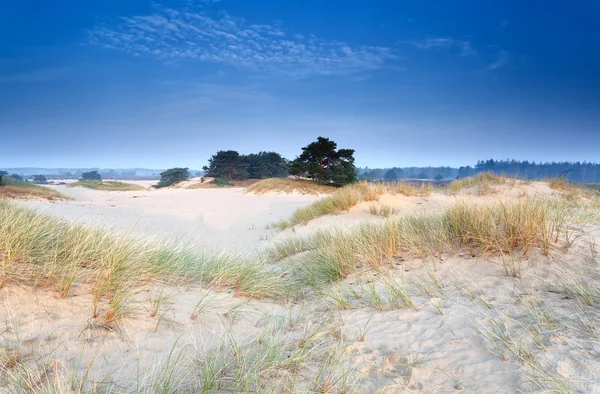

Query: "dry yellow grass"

xmin=276 ymin=181 xmax=435 ymax=229
xmin=447 ymin=172 xmax=507 ymax=195
xmin=246 ymin=178 xmax=337 ymax=195
xmin=68 ymin=180 xmax=144 ymax=191
xmin=0 ymin=200 xmax=288 ymax=322
xmin=272 ymin=197 xmax=573 ymax=283
xmin=0 ymin=177 xmax=67 ymax=200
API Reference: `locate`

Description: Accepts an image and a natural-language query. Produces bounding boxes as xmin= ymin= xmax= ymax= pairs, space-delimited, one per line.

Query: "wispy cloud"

xmin=405 ymin=37 xmax=476 ymax=56
xmin=87 ymin=5 xmax=396 ymax=77
xmin=487 ymin=50 xmax=510 ymax=71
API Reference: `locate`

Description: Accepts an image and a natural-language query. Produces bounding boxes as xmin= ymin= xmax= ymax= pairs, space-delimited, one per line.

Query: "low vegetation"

xmin=0 ymin=201 xmax=288 ymax=309
xmin=246 ymin=178 xmax=337 ymax=195
xmin=276 ymin=181 xmax=433 ymax=229
xmin=188 ymin=178 xmax=236 ymax=189
xmin=447 ymin=172 xmax=507 ymax=195
xmin=0 ymin=177 xmax=67 ymax=200
xmin=68 ymin=180 xmax=144 ymax=191
xmin=270 ymin=197 xmax=575 ymax=284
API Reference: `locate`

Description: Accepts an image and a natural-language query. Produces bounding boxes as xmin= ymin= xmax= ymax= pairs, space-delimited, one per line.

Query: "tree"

xmin=33 ymin=175 xmax=48 ymax=184
xmin=290 ymin=137 xmax=357 ymax=186
xmin=417 ymin=172 xmax=428 ymax=179
xmin=154 ymin=168 xmax=189 ymax=188
xmin=10 ymin=174 xmax=23 ymax=181
xmin=245 ymin=152 xmax=289 ymax=179
xmin=0 ymin=171 xmax=6 ymax=186
xmin=81 ymin=171 xmax=102 ymax=181
xmin=383 ymin=169 xmax=397 ymax=182
xmin=434 ymin=174 xmax=444 ymax=180
xmin=203 ymin=150 xmax=248 ymax=180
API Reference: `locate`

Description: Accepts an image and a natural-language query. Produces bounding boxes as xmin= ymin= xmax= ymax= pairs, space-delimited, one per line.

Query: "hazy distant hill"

xmin=0 ymin=168 xmax=204 ymax=180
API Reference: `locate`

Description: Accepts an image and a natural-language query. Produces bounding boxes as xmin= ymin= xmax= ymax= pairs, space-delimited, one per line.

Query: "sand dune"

xmin=3 ymin=179 xmax=600 ymax=392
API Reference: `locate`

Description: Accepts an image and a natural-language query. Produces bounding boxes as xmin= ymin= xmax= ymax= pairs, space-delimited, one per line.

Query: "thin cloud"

xmin=487 ymin=50 xmax=510 ymax=71
xmin=405 ymin=37 xmax=477 ymax=56
xmin=87 ymin=6 xmax=396 ymax=77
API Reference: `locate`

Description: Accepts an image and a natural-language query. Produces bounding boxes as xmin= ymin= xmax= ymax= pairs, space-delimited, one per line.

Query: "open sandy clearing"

xmin=22 ymin=185 xmax=319 ymax=251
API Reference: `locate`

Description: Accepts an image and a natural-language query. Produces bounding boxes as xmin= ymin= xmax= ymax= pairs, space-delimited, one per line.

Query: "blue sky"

xmin=1 ymin=0 xmax=599 ymax=168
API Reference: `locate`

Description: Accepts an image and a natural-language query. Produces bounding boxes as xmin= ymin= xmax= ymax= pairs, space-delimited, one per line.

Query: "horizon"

xmin=2 ymin=1 xmax=599 ymax=168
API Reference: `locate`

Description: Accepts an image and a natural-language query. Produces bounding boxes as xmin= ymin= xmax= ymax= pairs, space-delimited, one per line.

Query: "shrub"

xmin=210 ymin=178 xmax=235 ymax=187
xmin=81 ymin=171 xmax=102 ymax=181
xmin=32 ymin=175 xmax=47 ymax=184
xmin=154 ymin=167 xmax=189 ymax=188
xmin=9 ymin=174 xmax=23 ymax=181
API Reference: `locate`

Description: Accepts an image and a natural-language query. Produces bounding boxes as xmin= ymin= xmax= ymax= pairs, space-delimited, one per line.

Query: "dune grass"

xmin=0 ymin=177 xmax=67 ymax=200
xmin=447 ymin=172 xmax=507 ymax=195
xmin=276 ymin=181 xmax=433 ymax=229
xmin=0 ymin=201 xmax=288 ymax=326
xmin=68 ymin=180 xmax=145 ymax=191
xmin=188 ymin=178 xmax=235 ymax=189
xmin=247 ymin=178 xmax=338 ymax=195
xmin=270 ymin=197 xmax=574 ymax=285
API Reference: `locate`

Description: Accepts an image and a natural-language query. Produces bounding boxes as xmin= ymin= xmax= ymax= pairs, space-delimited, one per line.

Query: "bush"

xmin=154 ymin=167 xmax=189 ymax=188
xmin=211 ymin=178 xmax=235 ymax=187
xmin=435 ymin=174 xmax=444 ymax=181
xmin=81 ymin=171 xmax=102 ymax=181
xmin=9 ymin=174 xmax=23 ymax=181
xmin=33 ymin=175 xmax=48 ymax=184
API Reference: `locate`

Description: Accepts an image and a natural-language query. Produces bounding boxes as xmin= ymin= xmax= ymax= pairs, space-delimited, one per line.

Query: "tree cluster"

xmin=81 ymin=171 xmax=102 ymax=181
xmin=203 ymin=151 xmax=289 ymax=181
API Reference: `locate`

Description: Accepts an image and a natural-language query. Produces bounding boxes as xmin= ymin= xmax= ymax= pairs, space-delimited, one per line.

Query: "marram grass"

xmin=0 ymin=177 xmax=67 ymax=200
xmin=272 ymin=197 xmax=578 ymax=285
xmin=0 ymin=201 xmax=288 ymax=309
xmin=278 ymin=181 xmax=433 ymax=229
xmin=247 ymin=178 xmax=338 ymax=195
xmin=68 ymin=180 xmax=144 ymax=191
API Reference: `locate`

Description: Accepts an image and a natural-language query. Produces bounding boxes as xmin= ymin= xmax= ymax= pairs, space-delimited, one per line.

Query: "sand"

xmin=3 ymin=180 xmax=600 ymax=392
xmin=23 ymin=183 xmax=319 ymax=251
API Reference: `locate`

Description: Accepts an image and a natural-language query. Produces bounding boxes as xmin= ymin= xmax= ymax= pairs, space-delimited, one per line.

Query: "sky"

xmin=1 ymin=0 xmax=599 ymax=168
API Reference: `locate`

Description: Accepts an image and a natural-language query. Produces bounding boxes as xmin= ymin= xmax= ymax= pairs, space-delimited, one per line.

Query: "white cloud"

xmin=88 ymin=6 xmax=396 ymax=77
xmin=405 ymin=37 xmax=477 ymax=56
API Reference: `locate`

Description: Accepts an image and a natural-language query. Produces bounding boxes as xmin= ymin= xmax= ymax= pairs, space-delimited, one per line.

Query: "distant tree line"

xmin=458 ymin=159 xmax=600 ymax=183
xmin=357 ymin=166 xmax=457 ymax=181
xmin=358 ymin=159 xmax=600 ymax=183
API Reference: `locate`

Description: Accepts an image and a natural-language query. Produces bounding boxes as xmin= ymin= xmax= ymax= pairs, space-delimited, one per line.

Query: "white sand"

xmin=23 ymin=184 xmax=320 ymax=251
